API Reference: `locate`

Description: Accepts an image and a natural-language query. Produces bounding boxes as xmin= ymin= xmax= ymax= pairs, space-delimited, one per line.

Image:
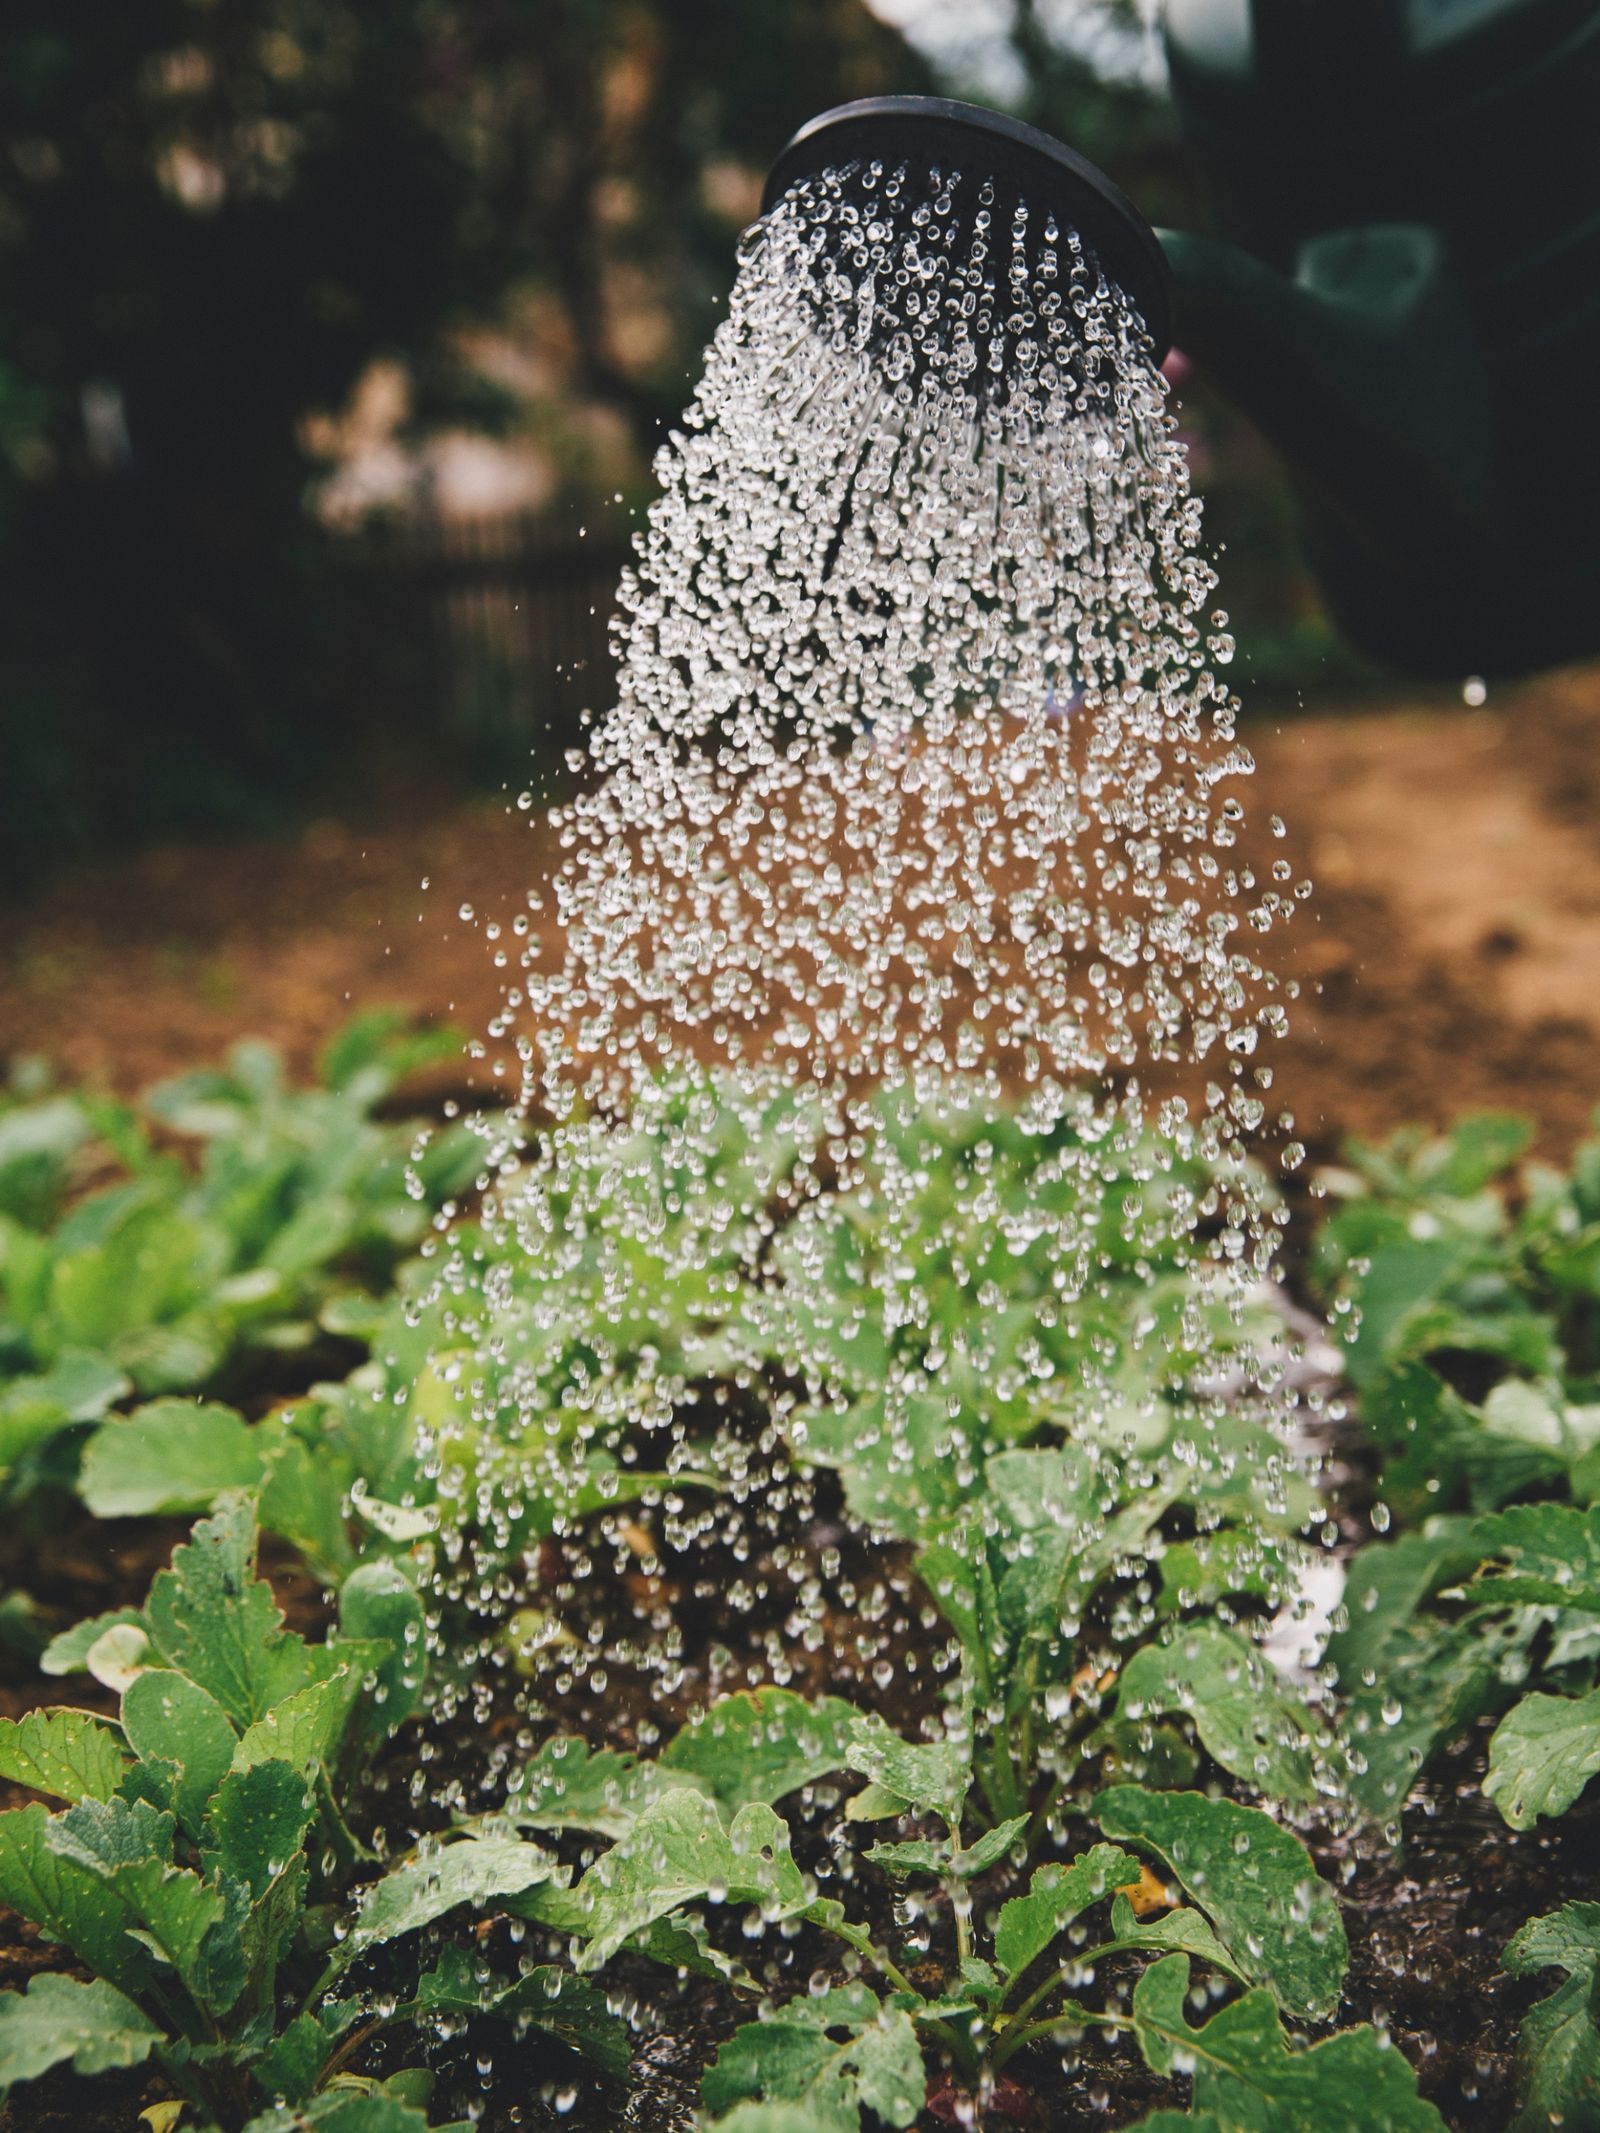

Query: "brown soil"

xmin=4 ymin=665 xmax=1600 ymax=1161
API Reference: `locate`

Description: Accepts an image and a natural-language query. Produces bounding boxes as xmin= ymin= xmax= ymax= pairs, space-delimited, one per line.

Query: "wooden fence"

xmin=349 ymin=514 xmax=632 ymax=746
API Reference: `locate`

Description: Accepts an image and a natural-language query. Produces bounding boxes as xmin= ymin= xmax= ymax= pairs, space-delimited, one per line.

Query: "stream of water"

xmin=431 ymin=148 xmax=1320 ymax=1742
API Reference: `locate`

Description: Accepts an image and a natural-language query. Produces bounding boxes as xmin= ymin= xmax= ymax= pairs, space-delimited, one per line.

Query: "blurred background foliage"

xmin=0 ymin=0 xmax=1351 ymax=891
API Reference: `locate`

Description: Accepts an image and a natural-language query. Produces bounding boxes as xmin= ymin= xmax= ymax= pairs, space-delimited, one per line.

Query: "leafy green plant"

xmin=1313 ymin=1108 xmax=1600 ymax=1524
xmin=1500 ymin=1903 xmax=1600 ymax=2133
xmin=0 ymin=1058 xmax=101 ymax=1230
xmin=74 ymin=1069 xmax=825 ymax=1586
xmin=726 ymin=1089 xmax=1328 ymax=1821
xmin=763 ymin=1088 xmax=1287 ymax=1529
xmin=1327 ymin=1499 xmax=1600 ymax=1829
xmin=0 ymin=1497 xmax=626 ymax=2129
xmin=916 ymin=1440 xmax=1328 ymax=1825
xmin=0 ymin=1013 xmax=479 ymax=1505
xmin=480 ymin=1686 xmax=1434 ymax=2132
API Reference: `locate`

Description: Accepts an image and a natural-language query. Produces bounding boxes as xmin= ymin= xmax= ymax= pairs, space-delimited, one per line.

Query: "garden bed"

xmin=3 ymin=672 xmax=1600 ymax=2133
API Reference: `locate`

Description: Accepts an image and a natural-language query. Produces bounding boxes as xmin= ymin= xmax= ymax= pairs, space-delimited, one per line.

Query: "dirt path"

xmin=5 ymin=663 xmax=1599 ymax=1159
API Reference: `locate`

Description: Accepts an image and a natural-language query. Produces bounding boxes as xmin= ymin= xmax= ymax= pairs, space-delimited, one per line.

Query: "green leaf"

xmin=319 ymin=1008 xmax=462 ymax=1101
xmin=1130 ymin=1955 xmax=1447 ymax=2130
xmin=502 ymin=1738 xmax=676 ymax=1840
xmin=1106 ymin=1892 xmax=1250 ymax=1984
xmin=985 ymin=1444 xmax=1125 ymax=1636
xmin=844 ymin=1718 xmax=968 ymax=1824
xmin=1339 ymin=1613 xmax=1524 ymax=1822
xmin=1503 ymin=1904 xmax=1600 ymax=2133
xmin=0 ymin=1094 xmax=94 ymax=1227
xmin=80 ymin=1401 xmax=264 ymax=1518
xmin=119 ymin=1755 xmax=180 ymax=1817
xmin=631 ymin=1910 xmax=760 ymax=1992
xmin=1122 ymin=2117 xmax=1227 ymax=2133
xmin=337 ymin=1560 xmax=427 ymax=1751
xmin=794 ymin=1391 xmax=970 ymax=1538
xmin=232 ymin=1664 xmax=368 ymax=1780
xmin=121 ymin=1669 xmax=237 ymax=1833
xmin=702 ymin=1985 xmax=925 ymax=2132
xmin=345 ymin=1835 xmax=558 ymax=1965
xmin=868 ymin=1813 xmax=1029 ymax=1884
xmin=144 ymin=1497 xmax=306 ymax=1728
xmin=242 ymin=2095 xmax=434 ymax=2133
xmin=210 ymin=1760 xmax=315 ymax=1898
xmin=659 ymin=1690 xmax=861 ymax=1810
xmin=1471 ymin=1501 xmax=1600 ymax=1614
xmin=1095 ymin=1788 xmax=1347 ymax=2022
xmin=863 ymin=1838 xmax=948 ymax=1879
xmin=0 ymin=1802 xmax=155 ymax=2000
xmin=842 ymin=1781 xmax=908 ymax=1825
xmin=47 ymin=1795 xmax=247 ymax=2017
xmin=249 ymin=2007 xmax=330 ymax=2107
xmin=1323 ymin=1522 xmax=1481 ymax=1690
xmin=259 ymin=1430 xmax=357 ymax=1583
xmin=0 ymin=1351 xmax=130 ymax=1474
xmin=406 ymin=1945 xmax=631 ymax=2079
xmin=574 ymin=1792 xmax=809 ymax=1971
xmin=39 ymin=1607 xmax=145 ymax=1678
xmin=0 ymin=1709 xmax=128 ymax=1803
xmin=239 ymin=1854 xmax=310 ymax=1989
xmin=1485 ymin=1689 xmax=1600 ymax=1829
xmin=993 ymin=1843 xmax=1141 ymax=1981
xmin=1093 ymin=1718 xmax=1202 ymax=1793
xmin=702 ymin=2112 xmax=825 ymax=2133
xmin=915 ymin=1522 xmax=997 ymax=1682
xmin=45 ymin=1791 xmax=172 ymax=1874
xmin=0 ymin=1972 xmax=160 ymax=2086
xmin=1115 ymin=1624 xmax=1320 ymax=1806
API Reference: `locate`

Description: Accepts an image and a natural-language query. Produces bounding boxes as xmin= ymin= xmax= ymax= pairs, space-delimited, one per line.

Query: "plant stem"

xmin=316 ymin=2014 xmax=382 ymax=2087
xmin=946 ymin=1820 xmax=973 ymax=1969
xmin=992 ymin=1945 xmax=1141 ymax=2071
xmin=1024 ymin=1768 xmax=1066 ymax=1850
xmin=984 ymin=1728 xmax=1024 ymax=1823
xmin=921 ymin=2014 xmax=985 ymax=2087
xmin=991 ymin=2000 xmax=1121 ymax=2066
xmin=814 ymin=1910 xmax=921 ymax=2001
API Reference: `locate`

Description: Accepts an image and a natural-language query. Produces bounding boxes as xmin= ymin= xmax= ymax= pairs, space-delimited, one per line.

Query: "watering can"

xmin=764 ymin=0 xmax=1600 ymax=677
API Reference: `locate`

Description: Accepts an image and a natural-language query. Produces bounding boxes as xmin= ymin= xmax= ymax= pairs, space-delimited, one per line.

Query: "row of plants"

xmin=0 ymin=1029 xmax=1595 ymax=2130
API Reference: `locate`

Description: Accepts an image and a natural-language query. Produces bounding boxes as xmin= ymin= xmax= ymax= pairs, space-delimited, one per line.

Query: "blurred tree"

xmin=0 ymin=0 xmax=928 ymax=884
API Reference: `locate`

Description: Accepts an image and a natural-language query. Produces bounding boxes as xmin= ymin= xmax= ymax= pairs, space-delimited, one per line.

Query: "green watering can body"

xmin=765 ymin=2 xmax=1600 ymax=675
xmin=1162 ymin=0 xmax=1600 ymax=674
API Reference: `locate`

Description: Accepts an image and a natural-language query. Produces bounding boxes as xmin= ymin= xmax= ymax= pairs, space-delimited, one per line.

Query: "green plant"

xmin=0 ymin=1014 xmax=479 ymax=1505
xmin=1313 ymin=1109 xmax=1600 ymax=1525
xmin=731 ymin=1090 xmax=1324 ymax=1821
xmin=1500 ymin=1903 xmax=1600 ymax=2133
xmin=76 ymin=1069 xmax=824 ymax=1588
xmin=477 ymin=1686 xmax=1436 ymax=2132
xmin=764 ymin=1087 xmax=1289 ymax=1527
xmin=1327 ymin=1499 xmax=1600 ymax=1829
xmin=0 ymin=1497 xmax=626 ymax=2129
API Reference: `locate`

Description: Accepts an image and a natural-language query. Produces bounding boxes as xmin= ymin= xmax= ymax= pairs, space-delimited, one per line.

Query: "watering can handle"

xmin=1159 ymin=222 xmax=1499 ymax=568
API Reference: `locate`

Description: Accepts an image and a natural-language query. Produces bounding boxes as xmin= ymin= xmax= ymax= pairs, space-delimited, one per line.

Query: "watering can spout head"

xmin=763 ymin=96 xmax=1174 ymax=363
